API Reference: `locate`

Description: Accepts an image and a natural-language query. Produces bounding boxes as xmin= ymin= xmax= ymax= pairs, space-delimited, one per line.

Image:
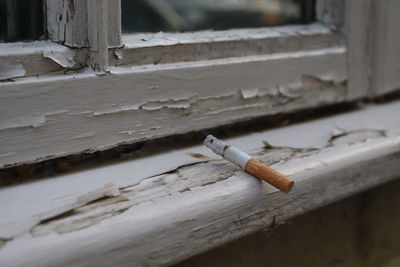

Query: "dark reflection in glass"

xmin=122 ymin=0 xmax=315 ymax=33
xmin=0 ymin=0 xmax=44 ymax=42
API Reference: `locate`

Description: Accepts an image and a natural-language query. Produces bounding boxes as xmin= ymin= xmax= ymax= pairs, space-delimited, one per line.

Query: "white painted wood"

xmin=87 ymin=0 xmax=109 ymax=72
xmin=316 ymin=0 xmax=345 ymax=26
xmin=6 ymin=0 xmax=399 ymax=171
xmin=107 ymin=0 xmax=122 ymax=48
xmin=111 ymin=23 xmax=341 ymax=66
xmin=370 ymin=0 xmax=400 ymax=96
xmin=345 ymin=0 xmax=373 ymax=100
xmin=1 ymin=100 xmax=399 ymax=266
xmin=0 ymin=41 xmax=87 ymax=80
xmin=0 ymin=47 xmax=347 ymax=168
xmin=46 ymin=0 xmax=89 ymax=47
xmin=46 ymin=0 xmax=121 ymax=48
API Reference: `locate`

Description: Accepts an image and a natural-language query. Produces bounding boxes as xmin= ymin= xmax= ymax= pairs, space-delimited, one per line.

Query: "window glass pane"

xmin=122 ymin=0 xmax=315 ymax=33
xmin=0 ymin=0 xmax=45 ymax=42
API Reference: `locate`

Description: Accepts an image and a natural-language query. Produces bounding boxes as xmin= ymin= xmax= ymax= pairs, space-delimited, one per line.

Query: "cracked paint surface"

xmin=0 ymin=46 xmax=347 ymax=168
xmin=0 ymin=101 xmax=400 ymax=267
xmin=26 ymin=127 xmax=387 ymax=237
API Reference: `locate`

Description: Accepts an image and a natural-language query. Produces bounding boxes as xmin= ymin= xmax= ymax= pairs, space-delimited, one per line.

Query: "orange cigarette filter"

xmin=204 ymin=135 xmax=294 ymax=193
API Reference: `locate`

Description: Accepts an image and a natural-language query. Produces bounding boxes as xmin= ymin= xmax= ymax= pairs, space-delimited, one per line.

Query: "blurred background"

xmin=122 ymin=0 xmax=315 ymax=33
xmin=0 ymin=0 xmax=315 ymax=42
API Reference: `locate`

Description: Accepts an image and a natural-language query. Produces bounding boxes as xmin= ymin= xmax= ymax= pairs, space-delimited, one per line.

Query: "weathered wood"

xmin=316 ymin=0 xmax=345 ymax=26
xmin=345 ymin=0 xmax=373 ymax=100
xmin=370 ymin=0 xmax=400 ymax=96
xmin=87 ymin=0 xmax=109 ymax=72
xmin=46 ymin=0 xmax=89 ymax=47
xmin=111 ymin=23 xmax=340 ymax=66
xmin=107 ymin=0 xmax=122 ymax=48
xmin=46 ymin=0 xmax=121 ymax=56
xmin=0 ymin=41 xmax=88 ymax=80
xmin=0 ymin=100 xmax=399 ymax=266
xmin=0 ymin=47 xmax=347 ymax=168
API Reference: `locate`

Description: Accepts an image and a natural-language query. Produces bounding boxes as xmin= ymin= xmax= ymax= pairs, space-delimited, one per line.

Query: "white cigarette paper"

xmin=204 ymin=135 xmax=251 ymax=169
xmin=204 ymin=135 xmax=294 ymax=193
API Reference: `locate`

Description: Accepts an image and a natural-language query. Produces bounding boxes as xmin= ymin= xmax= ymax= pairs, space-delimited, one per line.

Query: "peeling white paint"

xmin=0 ymin=41 xmax=87 ymax=80
xmin=43 ymin=49 xmax=76 ymax=68
xmin=112 ymin=23 xmax=340 ymax=66
xmin=0 ymin=100 xmax=400 ymax=267
xmin=140 ymin=98 xmax=192 ymax=110
xmin=240 ymin=88 xmax=276 ymax=99
xmin=123 ymin=23 xmax=335 ymax=49
xmin=0 ymin=46 xmax=348 ymax=167
xmin=0 ymin=63 xmax=26 ymax=81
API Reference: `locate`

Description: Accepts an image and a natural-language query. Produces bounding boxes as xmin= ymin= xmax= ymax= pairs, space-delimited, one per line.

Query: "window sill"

xmin=0 ymin=40 xmax=87 ymax=81
xmin=1 ymin=99 xmax=400 ymax=266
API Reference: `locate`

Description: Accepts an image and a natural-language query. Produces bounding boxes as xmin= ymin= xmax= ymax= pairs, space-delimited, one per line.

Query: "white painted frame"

xmin=1 ymin=99 xmax=400 ymax=266
xmin=0 ymin=0 xmax=399 ymax=168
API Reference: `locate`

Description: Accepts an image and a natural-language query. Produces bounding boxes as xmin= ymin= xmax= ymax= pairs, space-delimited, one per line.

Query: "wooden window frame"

xmin=0 ymin=0 xmax=399 ymax=168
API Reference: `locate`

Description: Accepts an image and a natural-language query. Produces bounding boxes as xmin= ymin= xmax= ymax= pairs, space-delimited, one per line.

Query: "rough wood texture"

xmin=107 ymin=0 xmax=122 ymax=48
xmin=177 ymin=179 xmax=400 ymax=267
xmin=46 ymin=0 xmax=121 ymax=49
xmin=46 ymin=0 xmax=89 ymax=47
xmin=111 ymin=23 xmax=340 ymax=66
xmin=0 ymin=41 xmax=88 ymax=80
xmin=0 ymin=47 xmax=347 ymax=168
xmin=87 ymin=0 xmax=109 ymax=72
xmin=370 ymin=0 xmax=400 ymax=96
xmin=0 ymin=100 xmax=399 ymax=266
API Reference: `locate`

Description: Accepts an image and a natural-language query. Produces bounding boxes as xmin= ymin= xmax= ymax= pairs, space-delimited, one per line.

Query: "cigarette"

xmin=204 ymin=135 xmax=294 ymax=193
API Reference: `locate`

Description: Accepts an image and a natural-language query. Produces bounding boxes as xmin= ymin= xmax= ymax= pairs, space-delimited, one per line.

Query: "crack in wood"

xmin=26 ymin=128 xmax=388 ymax=237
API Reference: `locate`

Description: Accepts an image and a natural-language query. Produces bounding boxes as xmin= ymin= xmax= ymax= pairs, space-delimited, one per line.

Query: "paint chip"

xmin=43 ymin=48 xmax=76 ymax=68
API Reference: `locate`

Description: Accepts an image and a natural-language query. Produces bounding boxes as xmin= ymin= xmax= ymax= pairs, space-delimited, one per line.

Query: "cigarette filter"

xmin=204 ymin=135 xmax=294 ymax=193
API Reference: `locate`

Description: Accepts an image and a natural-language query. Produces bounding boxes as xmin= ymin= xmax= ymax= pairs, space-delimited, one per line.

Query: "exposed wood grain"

xmin=87 ymin=0 xmax=109 ymax=72
xmin=0 ymin=47 xmax=346 ymax=168
xmin=107 ymin=0 xmax=122 ymax=48
xmin=0 ymin=100 xmax=399 ymax=266
xmin=46 ymin=0 xmax=121 ymax=61
xmin=46 ymin=0 xmax=89 ymax=47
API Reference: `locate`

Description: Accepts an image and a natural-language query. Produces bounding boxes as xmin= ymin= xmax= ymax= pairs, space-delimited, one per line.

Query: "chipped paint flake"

xmin=140 ymin=98 xmax=192 ymax=110
xmin=43 ymin=48 xmax=77 ymax=68
xmin=240 ymin=87 xmax=278 ymax=99
xmin=0 ymin=63 xmax=26 ymax=81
